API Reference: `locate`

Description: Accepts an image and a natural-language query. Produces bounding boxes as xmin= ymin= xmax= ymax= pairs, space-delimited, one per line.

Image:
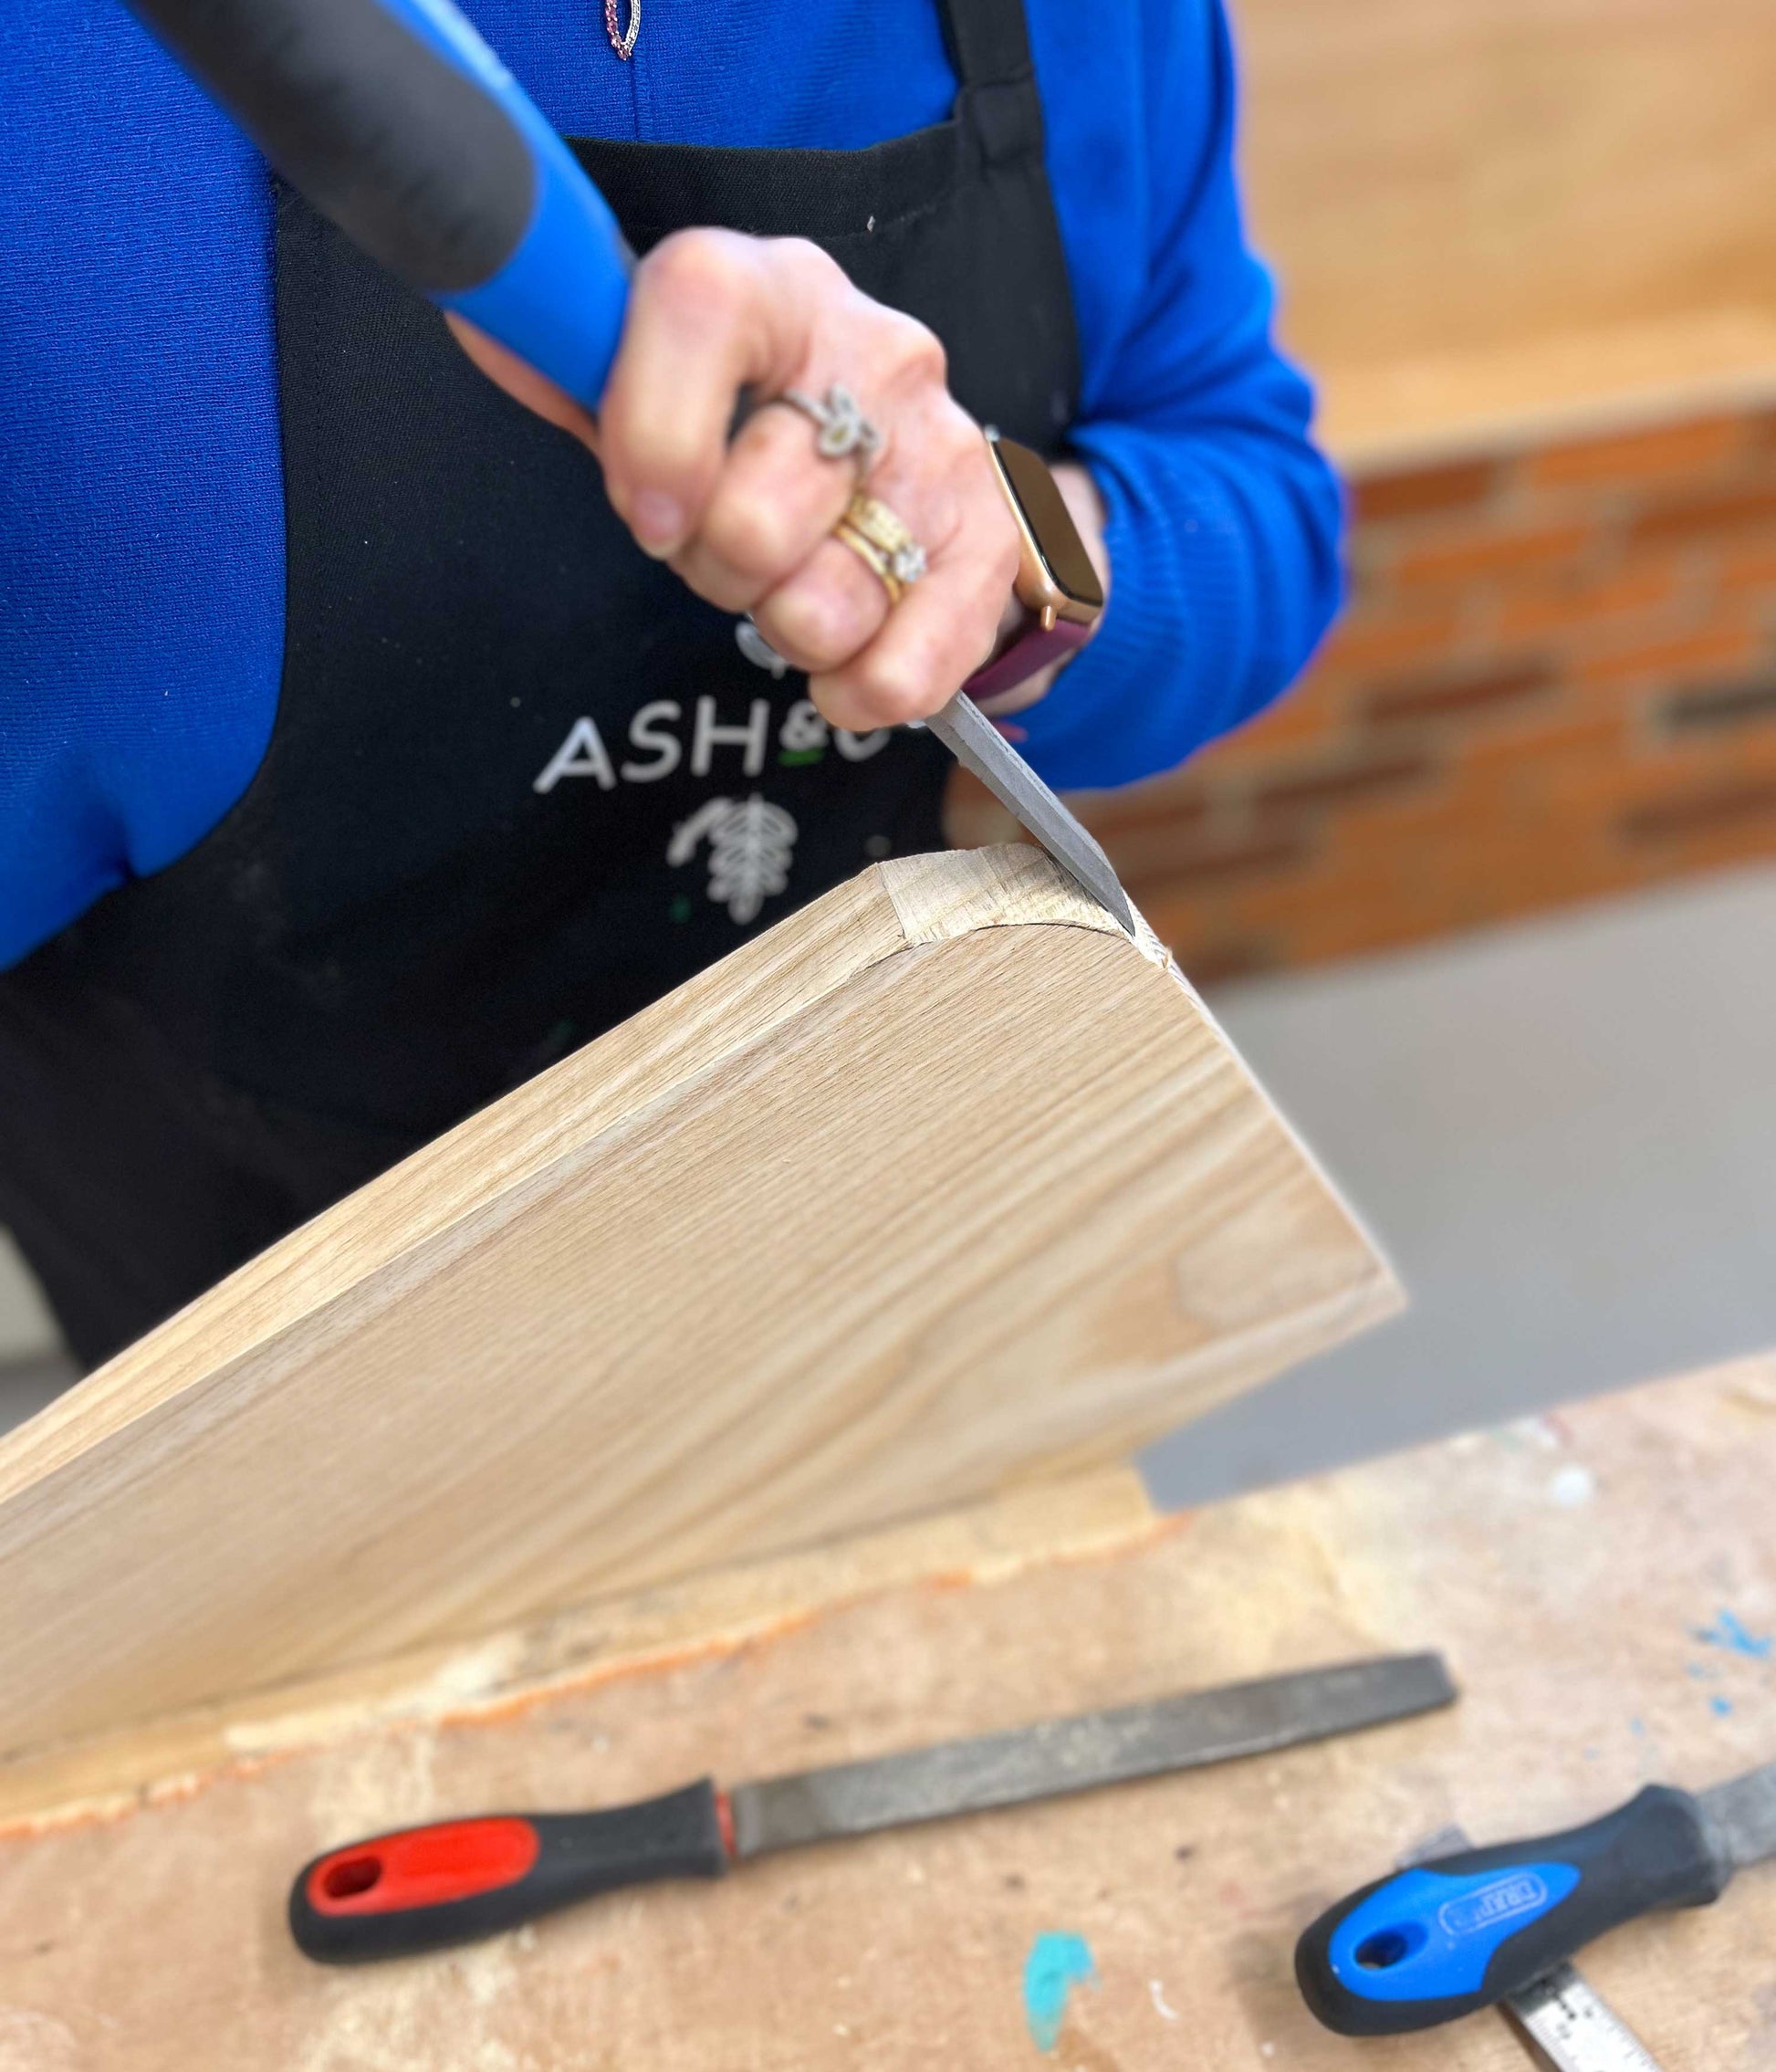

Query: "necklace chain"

xmin=604 ymin=0 xmax=640 ymax=59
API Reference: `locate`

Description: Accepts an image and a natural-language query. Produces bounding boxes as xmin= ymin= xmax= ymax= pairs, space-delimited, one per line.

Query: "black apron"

xmin=0 ymin=0 xmax=1081 ymax=1369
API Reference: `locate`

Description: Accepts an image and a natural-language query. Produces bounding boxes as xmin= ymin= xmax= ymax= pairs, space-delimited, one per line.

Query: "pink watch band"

xmin=962 ymin=615 xmax=1092 ymax=701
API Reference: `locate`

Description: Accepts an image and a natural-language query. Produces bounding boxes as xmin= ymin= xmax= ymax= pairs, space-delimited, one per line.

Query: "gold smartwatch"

xmin=963 ymin=430 xmax=1105 ymax=699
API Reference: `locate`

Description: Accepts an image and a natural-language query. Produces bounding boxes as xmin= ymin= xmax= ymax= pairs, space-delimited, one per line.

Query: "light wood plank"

xmin=0 ymin=847 xmax=1395 ymax=1760
xmin=1235 ymin=0 xmax=1776 ymax=458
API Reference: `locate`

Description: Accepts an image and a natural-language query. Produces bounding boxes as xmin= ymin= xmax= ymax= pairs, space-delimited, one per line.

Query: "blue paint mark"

xmin=1629 ymin=1717 xmax=1648 ymax=1738
xmin=1687 ymin=1661 xmax=1715 ymax=1681
xmin=1023 ymin=1932 xmax=1096 ymax=2052
xmin=1693 ymin=1610 xmax=1773 ymax=1660
xmin=1711 ymin=1694 xmax=1735 ymax=1718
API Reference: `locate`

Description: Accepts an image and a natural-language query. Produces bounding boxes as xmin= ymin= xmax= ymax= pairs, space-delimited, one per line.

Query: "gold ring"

xmin=831 ymin=489 xmax=927 ymax=606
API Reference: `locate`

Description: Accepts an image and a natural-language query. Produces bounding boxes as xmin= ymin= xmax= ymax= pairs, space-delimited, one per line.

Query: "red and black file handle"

xmin=289 ymin=1781 xmax=731 ymax=1962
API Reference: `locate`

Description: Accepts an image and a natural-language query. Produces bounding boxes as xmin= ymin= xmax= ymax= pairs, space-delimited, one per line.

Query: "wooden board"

xmin=4 ymin=1355 xmax=1773 ymax=2069
xmin=0 ymin=845 xmax=1395 ymax=1763
xmin=1233 ymin=0 xmax=1776 ymax=461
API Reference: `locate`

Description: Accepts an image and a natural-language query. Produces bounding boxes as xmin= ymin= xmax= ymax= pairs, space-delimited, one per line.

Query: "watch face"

xmin=992 ymin=437 xmax=1105 ymax=610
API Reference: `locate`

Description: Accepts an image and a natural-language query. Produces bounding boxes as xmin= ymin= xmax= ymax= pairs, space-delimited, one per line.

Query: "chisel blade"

xmin=924 ymin=692 xmax=1139 ymax=937
xmin=727 ymin=1652 xmax=1455 ymax=1859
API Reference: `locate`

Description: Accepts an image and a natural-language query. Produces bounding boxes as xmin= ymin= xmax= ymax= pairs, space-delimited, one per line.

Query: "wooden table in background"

xmin=3 ymin=1354 xmax=1773 ymax=2069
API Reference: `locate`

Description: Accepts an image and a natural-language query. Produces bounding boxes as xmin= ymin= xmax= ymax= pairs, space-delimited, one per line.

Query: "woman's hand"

xmin=446 ymin=228 xmax=1105 ymax=733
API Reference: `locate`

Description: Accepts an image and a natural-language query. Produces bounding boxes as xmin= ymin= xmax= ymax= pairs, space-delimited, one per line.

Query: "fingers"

xmin=586 ymin=227 xmax=1033 ymax=727
xmin=598 ymin=233 xmax=852 ymax=557
xmin=670 ymin=403 xmax=857 ymax=613
xmin=737 ymin=400 xmax=1017 ymax=726
xmin=444 ymin=314 xmax=601 ymax=454
xmin=810 ymin=513 xmax=1019 ymax=732
xmin=750 ymin=534 xmax=891 ymax=674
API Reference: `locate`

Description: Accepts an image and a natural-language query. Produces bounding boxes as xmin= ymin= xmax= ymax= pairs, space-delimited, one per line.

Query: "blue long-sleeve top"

xmin=0 ymin=0 xmax=1342 ymax=969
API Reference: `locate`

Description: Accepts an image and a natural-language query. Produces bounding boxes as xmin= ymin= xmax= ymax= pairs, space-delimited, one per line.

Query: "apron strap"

xmin=934 ymin=0 xmax=1046 ymax=166
xmin=935 ymin=0 xmax=1039 ymax=89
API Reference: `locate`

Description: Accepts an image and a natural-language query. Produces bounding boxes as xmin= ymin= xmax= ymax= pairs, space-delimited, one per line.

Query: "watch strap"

xmin=963 ymin=614 xmax=1092 ymax=700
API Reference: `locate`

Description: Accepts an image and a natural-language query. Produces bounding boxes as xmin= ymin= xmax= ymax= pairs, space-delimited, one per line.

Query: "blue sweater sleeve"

xmin=1017 ymin=0 xmax=1343 ymax=792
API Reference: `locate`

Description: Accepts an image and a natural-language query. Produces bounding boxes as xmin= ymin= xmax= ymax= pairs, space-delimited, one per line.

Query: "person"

xmin=0 ymin=0 xmax=1342 ymax=1370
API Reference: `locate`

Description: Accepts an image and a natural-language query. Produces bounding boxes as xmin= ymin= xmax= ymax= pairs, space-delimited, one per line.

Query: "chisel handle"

xmin=1295 ymin=1784 xmax=1729 ymax=2035
xmin=288 ymin=1781 xmax=730 ymax=1962
xmin=121 ymin=0 xmax=633 ymax=405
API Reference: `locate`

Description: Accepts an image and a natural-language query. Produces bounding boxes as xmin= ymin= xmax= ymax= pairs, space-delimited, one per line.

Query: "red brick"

xmin=1629 ymin=483 xmax=1776 ymax=547
xmin=1252 ymin=748 xmax=1435 ymax=810
xmin=1116 ymin=830 xmax=1312 ymax=894
xmin=1365 ymin=657 xmax=1556 ymax=725
xmin=1496 ymin=560 xmax=1684 ymax=642
xmin=1719 ymin=541 xmax=1776 ymax=594
xmin=1661 ymin=675 xmax=1776 ymax=732
xmin=1181 ymin=685 xmax=1341 ymax=776
xmin=1576 ymin=624 xmax=1766 ymax=689
xmin=1311 ymin=602 xmax=1466 ymax=675
xmin=1092 ymin=808 xmax=1230 ymax=884
xmin=1524 ymin=415 xmax=1746 ymax=491
xmin=1174 ymin=938 xmax=1281 ymax=989
xmin=1618 ymin=777 xmax=1776 ymax=843
xmin=1460 ymin=710 xmax=1628 ymax=775
xmin=1352 ymin=459 xmax=1501 ymax=525
xmin=1396 ymin=523 xmax=1591 ymax=588
xmin=1073 ymin=774 xmax=1211 ymax=838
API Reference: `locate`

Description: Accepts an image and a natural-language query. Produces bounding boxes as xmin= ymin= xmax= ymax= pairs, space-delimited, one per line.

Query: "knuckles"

xmin=849 ymin=669 xmax=930 ymax=728
xmin=759 ymin=573 xmax=881 ymax=671
xmin=872 ymin=308 xmax=948 ymax=392
xmin=699 ymin=487 xmax=803 ymax=587
xmin=636 ymin=227 xmax=756 ymax=317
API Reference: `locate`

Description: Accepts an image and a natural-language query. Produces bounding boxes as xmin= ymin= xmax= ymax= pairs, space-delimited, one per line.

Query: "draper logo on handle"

xmin=1436 ymin=1872 xmax=1551 ymax=1940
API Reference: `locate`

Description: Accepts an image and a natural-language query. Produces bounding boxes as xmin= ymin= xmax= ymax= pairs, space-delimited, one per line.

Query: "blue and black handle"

xmin=121 ymin=0 xmax=633 ymax=407
xmin=1296 ymin=1784 xmax=1729 ymax=2035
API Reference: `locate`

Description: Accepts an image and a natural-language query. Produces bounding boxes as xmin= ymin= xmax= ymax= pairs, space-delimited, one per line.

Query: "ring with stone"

xmin=831 ymin=488 xmax=928 ymax=606
xmin=767 ymin=383 xmax=883 ymax=475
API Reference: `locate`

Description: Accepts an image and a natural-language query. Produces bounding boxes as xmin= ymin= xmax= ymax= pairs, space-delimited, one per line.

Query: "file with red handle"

xmin=289 ymin=1652 xmax=1454 ymax=1962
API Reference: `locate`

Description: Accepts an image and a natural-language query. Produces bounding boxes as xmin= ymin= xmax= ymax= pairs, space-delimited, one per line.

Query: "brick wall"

xmin=951 ymin=403 xmax=1776 ymax=980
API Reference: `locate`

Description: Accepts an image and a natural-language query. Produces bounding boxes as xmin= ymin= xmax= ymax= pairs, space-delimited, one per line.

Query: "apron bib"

xmin=0 ymin=0 xmax=1081 ymax=1365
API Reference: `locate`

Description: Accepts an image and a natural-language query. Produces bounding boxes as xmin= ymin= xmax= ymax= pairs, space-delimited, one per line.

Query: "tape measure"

xmin=1507 ymin=1962 xmax=1668 ymax=2072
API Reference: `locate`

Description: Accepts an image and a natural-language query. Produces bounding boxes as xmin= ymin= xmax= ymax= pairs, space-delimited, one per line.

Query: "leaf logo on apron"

xmin=667 ymin=797 xmax=799 ymax=924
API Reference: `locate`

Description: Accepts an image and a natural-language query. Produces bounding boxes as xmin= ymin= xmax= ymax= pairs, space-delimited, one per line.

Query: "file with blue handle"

xmin=121 ymin=0 xmax=634 ymax=407
xmin=1296 ymin=1764 xmax=1776 ymax=2036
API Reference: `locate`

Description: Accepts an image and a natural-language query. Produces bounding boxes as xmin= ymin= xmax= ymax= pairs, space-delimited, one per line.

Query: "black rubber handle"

xmin=122 ymin=0 xmax=535 ymax=292
xmin=1296 ymin=1784 xmax=1729 ymax=2035
xmin=288 ymin=1780 xmax=730 ymax=1962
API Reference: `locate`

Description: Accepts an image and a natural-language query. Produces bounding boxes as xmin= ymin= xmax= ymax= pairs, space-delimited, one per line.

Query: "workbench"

xmin=3 ymin=1353 xmax=1772 ymax=2068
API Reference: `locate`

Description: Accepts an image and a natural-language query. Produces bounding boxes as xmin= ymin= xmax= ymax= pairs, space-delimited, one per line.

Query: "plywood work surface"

xmin=0 ymin=848 xmax=1395 ymax=1762
xmin=3 ymin=1355 xmax=1774 ymax=2069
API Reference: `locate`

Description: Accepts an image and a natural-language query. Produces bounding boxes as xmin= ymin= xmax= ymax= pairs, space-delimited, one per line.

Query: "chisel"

xmin=287 ymin=1650 xmax=1454 ymax=1962
xmin=121 ymin=0 xmax=1143 ymax=936
xmin=1296 ymin=1756 xmax=1776 ymax=2036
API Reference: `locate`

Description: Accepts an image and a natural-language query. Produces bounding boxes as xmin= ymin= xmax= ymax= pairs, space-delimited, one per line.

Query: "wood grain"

xmin=3 ymin=1355 xmax=1771 ymax=2069
xmin=0 ymin=847 xmax=1395 ymax=1761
